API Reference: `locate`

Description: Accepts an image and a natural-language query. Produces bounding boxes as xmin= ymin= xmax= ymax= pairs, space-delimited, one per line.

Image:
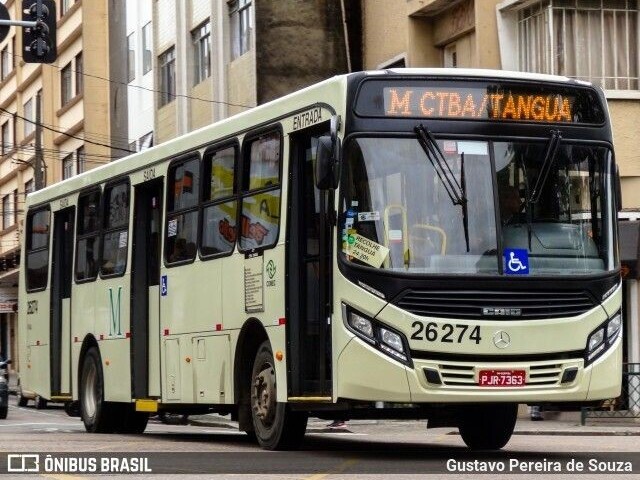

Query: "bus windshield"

xmin=340 ymin=136 xmax=615 ymax=276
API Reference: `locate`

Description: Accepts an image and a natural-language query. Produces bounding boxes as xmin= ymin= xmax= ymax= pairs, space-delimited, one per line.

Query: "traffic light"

xmin=22 ymin=0 xmax=56 ymax=63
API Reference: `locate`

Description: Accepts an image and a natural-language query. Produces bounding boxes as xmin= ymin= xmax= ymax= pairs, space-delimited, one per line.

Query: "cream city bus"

xmin=19 ymin=69 xmax=622 ymax=450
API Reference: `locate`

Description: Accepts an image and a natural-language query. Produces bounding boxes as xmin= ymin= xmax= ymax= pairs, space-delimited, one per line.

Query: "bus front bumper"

xmin=336 ymin=334 xmax=622 ymax=403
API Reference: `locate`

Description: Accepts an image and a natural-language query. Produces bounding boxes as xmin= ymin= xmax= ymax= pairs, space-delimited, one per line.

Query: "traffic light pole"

xmin=34 ymin=91 xmax=44 ymax=190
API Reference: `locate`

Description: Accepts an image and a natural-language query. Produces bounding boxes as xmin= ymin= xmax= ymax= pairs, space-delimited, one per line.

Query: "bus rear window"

xmin=26 ymin=208 xmax=50 ymax=291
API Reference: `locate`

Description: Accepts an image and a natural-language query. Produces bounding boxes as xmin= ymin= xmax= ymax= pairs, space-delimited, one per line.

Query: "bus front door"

xmin=50 ymin=207 xmax=75 ymax=397
xmin=287 ymin=124 xmax=333 ymax=397
xmin=131 ymin=179 xmax=163 ymax=399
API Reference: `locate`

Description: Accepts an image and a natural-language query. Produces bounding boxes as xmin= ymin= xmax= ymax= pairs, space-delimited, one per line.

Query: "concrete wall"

xmin=255 ymin=0 xmax=349 ymax=104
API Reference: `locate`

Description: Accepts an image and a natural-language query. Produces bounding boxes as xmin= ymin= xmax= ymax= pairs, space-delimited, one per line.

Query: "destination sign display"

xmin=355 ymin=80 xmax=605 ymax=125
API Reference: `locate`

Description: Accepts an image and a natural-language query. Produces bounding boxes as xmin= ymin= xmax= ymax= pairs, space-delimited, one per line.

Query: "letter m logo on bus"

xmin=108 ymin=287 xmax=123 ymax=337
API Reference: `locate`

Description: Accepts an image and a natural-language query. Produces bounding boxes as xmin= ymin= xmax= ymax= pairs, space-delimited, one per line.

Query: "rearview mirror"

xmin=316 ymin=136 xmax=339 ymax=190
xmin=315 ymin=116 xmax=341 ymax=190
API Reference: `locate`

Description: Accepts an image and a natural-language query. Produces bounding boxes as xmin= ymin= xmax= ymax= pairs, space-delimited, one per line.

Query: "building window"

xmin=1 ymin=45 xmax=10 ymax=80
xmin=24 ymin=98 xmax=34 ymax=137
xmin=159 ymin=47 xmax=176 ymax=106
xmin=62 ymin=153 xmax=74 ymax=179
xmin=1 ymin=122 xmax=9 ymax=155
xmin=518 ymin=0 xmax=639 ymax=90
xmin=229 ymin=0 xmax=252 ymax=60
xmin=192 ymin=21 xmax=211 ymax=85
xmin=444 ymin=43 xmax=457 ymax=68
xmin=75 ymin=52 xmax=83 ymax=95
xmin=142 ymin=22 xmax=152 ymax=74
xmin=24 ymin=179 xmax=34 ymax=199
xmin=13 ymin=189 xmax=18 ymax=224
xmin=2 ymin=195 xmax=11 ymax=229
xmin=61 ymin=0 xmax=72 ymax=17
xmin=127 ymin=33 xmax=136 ymax=83
xmin=61 ymin=62 xmax=72 ymax=105
xmin=76 ymin=145 xmax=85 ymax=174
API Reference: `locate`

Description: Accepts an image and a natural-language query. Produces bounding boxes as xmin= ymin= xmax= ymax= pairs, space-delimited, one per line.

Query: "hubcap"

xmin=83 ymin=361 xmax=97 ymax=419
xmin=252 ymin=362 xmax=276 ymax=427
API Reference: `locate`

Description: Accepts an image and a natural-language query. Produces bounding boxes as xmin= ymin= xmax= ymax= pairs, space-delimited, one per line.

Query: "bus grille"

xmin=436 ymin=363 xmax=562 ymax=387
xmin=393 ymin=290 xmax=596 ymax=320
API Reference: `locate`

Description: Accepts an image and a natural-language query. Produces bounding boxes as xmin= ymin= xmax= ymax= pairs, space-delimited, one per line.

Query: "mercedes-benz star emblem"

xmin=493 ymin=330 xmax=511 ymax=349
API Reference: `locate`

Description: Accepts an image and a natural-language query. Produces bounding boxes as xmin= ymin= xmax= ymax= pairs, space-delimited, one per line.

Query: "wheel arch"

xmin=233 ymin=318 xmax=269 ymax=432
xmin=77 ymin=334 xmax=100 ymax=394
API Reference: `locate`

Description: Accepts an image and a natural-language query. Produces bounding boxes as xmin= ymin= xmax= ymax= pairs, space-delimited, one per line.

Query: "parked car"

xmin=0 ymin=360 xmax=11 ymax=419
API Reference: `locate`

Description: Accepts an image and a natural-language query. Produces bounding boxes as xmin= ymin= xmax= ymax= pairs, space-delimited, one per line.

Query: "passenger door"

xmin=131 ymin=179 xmax=163 ymax=399
xmin=50 ymin=207 xmax=75 ymax=397
xmin=287 ymin=123 xmax=333 ymax=397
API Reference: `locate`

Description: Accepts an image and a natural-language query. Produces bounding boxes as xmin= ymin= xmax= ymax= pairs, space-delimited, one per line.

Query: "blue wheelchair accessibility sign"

xmin=504 ymin=249 xmax=529 ymax=275
xmin=161 ymin=275 xmax=168 ymax=296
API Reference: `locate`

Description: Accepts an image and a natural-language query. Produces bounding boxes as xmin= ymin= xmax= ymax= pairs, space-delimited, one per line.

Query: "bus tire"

xmin=117 ymin=405 xmax=149 ymax=434
xmin=0 ymin=406 xmax=7 ymax=419
xmin=34 ymin=395 xmax=47 ymax=410
xmin=17 ymin=392 xmax=28 ymax=407
xmin=250 ymin=340 xmax=307 ymax=450
xmin=458 ymin=403 xmax=517 ymax=450
xmin=79 ymin=347 xmax=117 ymax=433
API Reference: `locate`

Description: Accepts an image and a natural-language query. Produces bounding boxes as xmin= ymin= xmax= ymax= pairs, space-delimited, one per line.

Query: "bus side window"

xmin=25 ymin=207 xmax=51 ymax=291
xmin=239 ymin=129 xmax=282 ymax=251
xmin=75 ymin=190 xmax=101 ymax=282
xmin=201 ymin=144 xmax=237 ymax=257
xmin=166 ymin=155 xmax=200 ymax=265
xmin=100 ymin=182 xmax=130 ymax=277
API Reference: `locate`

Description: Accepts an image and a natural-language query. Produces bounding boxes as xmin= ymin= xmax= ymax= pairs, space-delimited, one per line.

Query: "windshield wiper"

xmin=415 ymin=124 xmax=469 ymax=251
xmin=529 ymin=129 xmax=562 ymax=203
xmin=415 ymin=125 xmax=466 ymax=205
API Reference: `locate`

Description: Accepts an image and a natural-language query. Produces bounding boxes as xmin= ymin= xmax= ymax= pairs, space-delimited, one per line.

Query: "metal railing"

xmin=581 ymin=363 xmax=640 ymax=425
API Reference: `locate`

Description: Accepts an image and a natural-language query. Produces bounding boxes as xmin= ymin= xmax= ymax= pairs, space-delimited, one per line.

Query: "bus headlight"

xmin=348 ymin=311 xmax=374 ymax=340
xmin=343 ymin=305 xmax=412 ymax=367
xmin=607 ymin=312 xmax=622 ymax=342
xmin=585 ymin=311 xmax=622 ymax=366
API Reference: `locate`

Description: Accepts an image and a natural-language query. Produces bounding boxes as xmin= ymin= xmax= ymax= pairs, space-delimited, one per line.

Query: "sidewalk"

xmin=188 ymin=413 xmax=640 ymax=436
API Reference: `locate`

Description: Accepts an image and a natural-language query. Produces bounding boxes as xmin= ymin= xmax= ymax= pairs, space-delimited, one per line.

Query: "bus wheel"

xmin=458 ymin=403 xmax=517 ymax=450
xmin=17 ymin=392 xmax=28 ymax=407
xmin=34 ymin=395 xmax=47 ymax=410
xmin=117 ymin=405 xmax=149 ymax=434
xmin=79 ymin=347 xmax=116 ymax=433
xmin=250 ymin=340 xmax=307 ymax=450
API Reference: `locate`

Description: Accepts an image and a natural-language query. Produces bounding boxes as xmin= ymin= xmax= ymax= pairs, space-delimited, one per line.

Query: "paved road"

xmin=1 ymin=397 xmax=640 ymax=479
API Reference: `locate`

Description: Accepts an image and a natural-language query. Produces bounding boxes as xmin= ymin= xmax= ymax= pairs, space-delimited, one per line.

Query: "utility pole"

xmin=34 ymin=90 xmax=44 ymax=190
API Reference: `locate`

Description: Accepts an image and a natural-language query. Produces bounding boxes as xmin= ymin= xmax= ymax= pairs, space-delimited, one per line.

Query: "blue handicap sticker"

xmin=504 ymin=249 xmax=529 ymax=275
xmin=161 ymin=275 xmax=168 ymax=296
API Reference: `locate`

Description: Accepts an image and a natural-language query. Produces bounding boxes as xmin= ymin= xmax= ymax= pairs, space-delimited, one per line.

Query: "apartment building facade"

xmin=0 ymin=0 xmax=127 ymax=369
xmin=151 ymin=0 xmax=356 ymax=144
xmin=360 ymin=0 xmax=640 ymax=370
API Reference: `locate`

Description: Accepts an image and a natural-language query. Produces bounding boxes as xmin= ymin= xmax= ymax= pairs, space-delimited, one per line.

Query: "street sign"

xmin=0 ymin=3 xmax=10 ymax=44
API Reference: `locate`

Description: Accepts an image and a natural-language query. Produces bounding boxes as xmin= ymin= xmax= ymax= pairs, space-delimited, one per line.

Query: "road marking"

xmin=0 ymin=422 xmax=79 ymax=427
xmin=304 ymin=458 xmax=359 ymax=480
xmin=41 ymin=474 xmax=88 ymax=480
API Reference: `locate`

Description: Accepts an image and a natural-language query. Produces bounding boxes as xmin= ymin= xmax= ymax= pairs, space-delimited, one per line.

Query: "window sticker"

xmin=168 ymin=218 xmax=178 ymax=237
xmin=358 ymin=211 xmax=380 ymax=222
xmin=504 ymin=248 xmax=529 ymax=275
xmin=344 ymin=233 xmax=389 ymax=268
xmin=118 ymin=231 xmax=128 ymax=248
